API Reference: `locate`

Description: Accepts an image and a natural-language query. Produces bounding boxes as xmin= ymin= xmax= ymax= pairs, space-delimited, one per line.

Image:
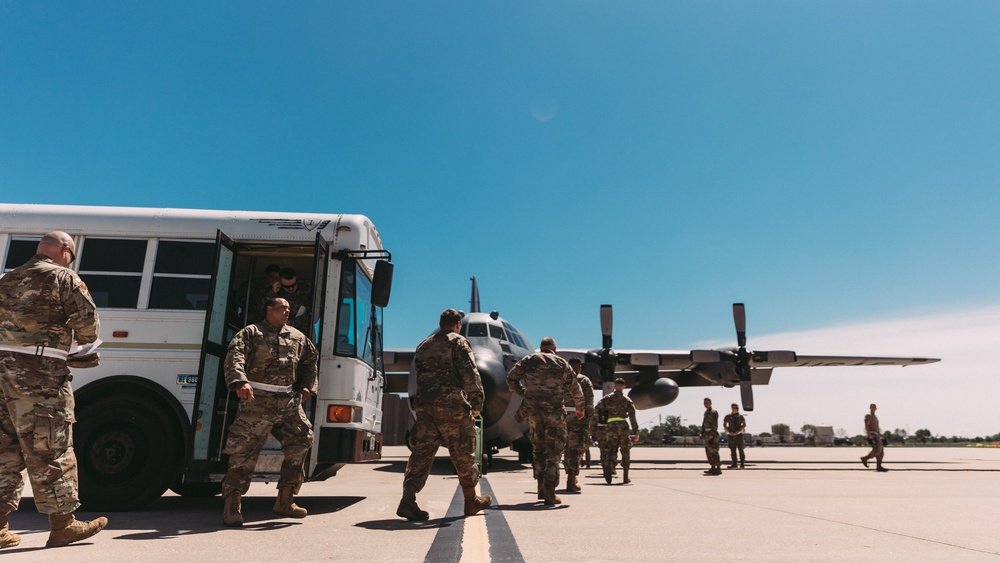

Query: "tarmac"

xmin=2 ymin=445 xmax=998 ymax=562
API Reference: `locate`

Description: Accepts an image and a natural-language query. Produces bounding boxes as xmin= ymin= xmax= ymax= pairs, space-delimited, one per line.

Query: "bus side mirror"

xmin=372 ymin=260 xmax=393 ymax=308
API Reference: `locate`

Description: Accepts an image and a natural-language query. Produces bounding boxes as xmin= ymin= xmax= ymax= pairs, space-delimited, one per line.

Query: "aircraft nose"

xmin=476 ymin=356 xmax=511 ymax=429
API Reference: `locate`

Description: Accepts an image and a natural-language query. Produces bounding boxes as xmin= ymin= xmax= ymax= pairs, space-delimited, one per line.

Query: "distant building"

xmin=815 ymin=425 xmax=835 ymax=446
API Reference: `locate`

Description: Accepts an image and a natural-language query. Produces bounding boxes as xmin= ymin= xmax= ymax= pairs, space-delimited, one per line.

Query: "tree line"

xmin=636 ymin=416 xmax=1000 ymax=446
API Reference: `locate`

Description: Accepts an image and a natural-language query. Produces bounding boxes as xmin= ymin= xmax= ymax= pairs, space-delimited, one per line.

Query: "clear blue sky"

xmin=3 ymin=2 xmax=998 ymax=436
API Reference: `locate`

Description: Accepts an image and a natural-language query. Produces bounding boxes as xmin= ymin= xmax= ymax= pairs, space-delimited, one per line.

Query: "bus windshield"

xmin=336 ymin=260 xmax=377 ymax=366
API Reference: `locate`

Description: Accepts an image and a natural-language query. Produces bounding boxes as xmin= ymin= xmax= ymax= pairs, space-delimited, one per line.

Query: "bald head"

xmin=37 ymin=231 xmax=76 ymax=267
xmin=540 ymin=337 xmax=556 ymax=352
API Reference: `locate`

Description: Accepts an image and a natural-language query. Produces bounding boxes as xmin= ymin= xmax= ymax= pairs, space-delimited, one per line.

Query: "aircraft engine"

xmin=627 ymin=378 xmax=680 ymax=410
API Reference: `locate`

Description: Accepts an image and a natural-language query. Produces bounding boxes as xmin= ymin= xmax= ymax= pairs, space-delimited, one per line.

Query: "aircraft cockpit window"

xmin=467 ymin=323 xmax=488 ymax=338
xmin=508 ymin=330 xmax=527 ymax=349
xmin=488 ymin=324 xmax=506 ymax=341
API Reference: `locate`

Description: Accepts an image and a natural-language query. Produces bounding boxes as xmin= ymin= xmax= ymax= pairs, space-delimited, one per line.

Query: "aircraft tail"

xmin=470 ymin=276 xmax=480 ymax=313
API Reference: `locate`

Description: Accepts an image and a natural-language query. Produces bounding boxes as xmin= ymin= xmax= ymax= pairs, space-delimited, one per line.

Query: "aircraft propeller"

xmin=732 ymin=303 xmax=754 ymax=411
xmin=598 ymin=304 xmax=617 ymax=386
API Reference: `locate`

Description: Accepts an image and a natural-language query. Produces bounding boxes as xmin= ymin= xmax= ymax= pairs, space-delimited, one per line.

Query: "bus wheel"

xmin=75 ymin=395 xmax=180 ymax=511
xmin=169 ymin=481 xmax=222 ymax=497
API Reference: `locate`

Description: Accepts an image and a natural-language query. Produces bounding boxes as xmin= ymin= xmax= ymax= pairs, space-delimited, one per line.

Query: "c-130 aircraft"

xmin=384 ymin=278 xmax=939 ymax=465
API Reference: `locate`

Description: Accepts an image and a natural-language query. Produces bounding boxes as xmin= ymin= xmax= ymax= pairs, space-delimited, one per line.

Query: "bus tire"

xmin=169 ymin=481 xmax=222 ymax=497
xmin=75 ymin=395 xmax=181 ymax=511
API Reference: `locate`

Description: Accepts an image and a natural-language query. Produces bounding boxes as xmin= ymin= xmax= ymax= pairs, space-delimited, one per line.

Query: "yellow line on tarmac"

xmin=460 ymin=512 xmax=490 ymax=562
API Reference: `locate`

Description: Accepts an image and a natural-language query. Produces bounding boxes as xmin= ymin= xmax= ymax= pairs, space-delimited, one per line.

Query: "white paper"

xmin=69 ymin=338 xmax=103 ymax=357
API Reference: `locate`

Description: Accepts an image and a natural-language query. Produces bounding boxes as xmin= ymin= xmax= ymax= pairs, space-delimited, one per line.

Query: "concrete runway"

xmin=2 ymin=445 xmax=998 ymax=562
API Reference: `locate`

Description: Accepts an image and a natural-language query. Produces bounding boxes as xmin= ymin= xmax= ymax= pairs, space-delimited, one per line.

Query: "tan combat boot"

xmin=462 ymin=486 xmax=492 ymax=516
xmin=536 ymin=479 xmax=544 ymax=500
xmin=567 ymin=474 xmax=581 ymax=491
xmin=0 ymin=503 xmax=20 ymax=549
xmin=45 ymin=512 xmax=107 ymax=548
xmin=396 ymin=488 xmax=429 ymax=522
xmin=272 ymin=486 xmax=307 ymax=518
xmin=222 ymin=491 xmax=243 ymax=527
xmin=542 ymin=483 xmax=561 ymax=506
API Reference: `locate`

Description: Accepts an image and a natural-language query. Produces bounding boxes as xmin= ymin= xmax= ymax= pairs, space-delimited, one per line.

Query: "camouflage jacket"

xmin=413 ymin=330 xmax=484 ymax=411
xmin=570 ymin=374 xmax=596 ymax=424
xmin=595 ymin=390 xmax=638 ymax=434
xmin=225 ymin=322 xmax=318 ymax=393
xmin=0 ymin=255 xmax=99 ymax=352
xmin=506 ymin=351 xmax=584 ymax=414
xmin=702 ymin=408 xmax=719 ymax=436
xmin=724 ymin=413 xmax=746 ymax=434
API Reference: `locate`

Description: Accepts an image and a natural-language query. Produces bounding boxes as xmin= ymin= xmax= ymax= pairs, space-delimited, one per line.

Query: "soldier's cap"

xmin=568 ymin=357 xmax=582 ymax=365
xmin=614 ymin=377 xmax=625 ymax=385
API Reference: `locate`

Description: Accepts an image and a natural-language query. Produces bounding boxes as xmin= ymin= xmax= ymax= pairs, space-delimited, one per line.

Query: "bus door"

xmin=305 ymin=232 xmax=329 ymax=426
xmin=187 ymin=230 xmax=239 ymax=480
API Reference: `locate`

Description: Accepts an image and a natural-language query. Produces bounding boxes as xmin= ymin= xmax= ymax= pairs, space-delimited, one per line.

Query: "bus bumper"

xmin=317 ymin=427 xmax=382 ymax=463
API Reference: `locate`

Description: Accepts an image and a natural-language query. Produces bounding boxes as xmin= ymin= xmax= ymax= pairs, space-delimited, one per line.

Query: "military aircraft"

xmin=383 ymin=278 xmax=939 ymax=465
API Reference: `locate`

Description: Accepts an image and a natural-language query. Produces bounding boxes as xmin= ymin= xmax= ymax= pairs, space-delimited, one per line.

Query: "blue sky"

xmin=2 ymin=2 xmax=998 ymax=436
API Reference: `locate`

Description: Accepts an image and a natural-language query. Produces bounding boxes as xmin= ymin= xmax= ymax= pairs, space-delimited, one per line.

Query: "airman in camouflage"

xmin=724 ymin=403 xmax=747 ymax=468
xmin=563 ymin=358 xmax=594 ymax=491
xmin=0 ymin=231 xmax=108 ymax=549
xmin=272 ymin=268 xmax=313 ymax=334
xmin=700 ymin=397 xmax=722 ymax=475
xmin=595 ymin=377 xmax=639 ymax=484
xmin=506 ymin=337 xmax=584 ymax=505
xmin=221 ymin=297 xmax=318 ymax=527
xmin=398 ymin=309 xmax=491 ymax=521
xmin=861 ymin=403 xmax=888 ymax=472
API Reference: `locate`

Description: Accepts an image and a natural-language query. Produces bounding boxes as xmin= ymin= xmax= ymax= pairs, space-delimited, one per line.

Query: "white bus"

xmin=0 ymin=204 xmax=393 ymax=510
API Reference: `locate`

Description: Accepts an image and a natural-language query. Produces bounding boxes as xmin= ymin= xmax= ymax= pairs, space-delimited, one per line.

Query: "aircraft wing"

xmin=383 ymin=349 xmax=415 ymax=393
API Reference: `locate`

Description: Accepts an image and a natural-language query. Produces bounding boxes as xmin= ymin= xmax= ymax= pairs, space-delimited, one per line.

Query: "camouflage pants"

xmin=403 ymin=405 xmax=479 ymax=492
xmin=862 ymin=436 xmax=884 ymax=463
xmin=704 ymin=432 xmax=721 ymax=467
xmin=221 ymin=391 xmax=313 ymax=497
xmin=562 ymin=416 xmax=590 ymax=476
xmin=601 ymin=421 xmax=633 ymax=470
xmin=728 ymin=434 xmax=746 ymax=463
xmin=0 ymin=352 xmax=80 ymax=514
xmin=528 ymin=409 xmax=567 ymax=487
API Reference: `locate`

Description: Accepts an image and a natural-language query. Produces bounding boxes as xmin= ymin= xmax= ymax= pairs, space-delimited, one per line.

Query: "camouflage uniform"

xmin=562 ymin=374 xmax=594 ymax=478
xmin=403 ymin=331 xmax=485 ymax=492
xmin=861 ymin=412 xmax=884 ymax=465
xmin=702 ymin=407 xmax=721 ymax=472
xmin=595 ymin=390 xmax=638 ymax=479
xmin=0 ymin=255 xmax=99 ymax=515
xmin=506 ymin=351 xmax=584 ymax=489
xmin=724 ymin=412 xmax=747 ymax=466
xmin=221 ymin=322 xmax=318 ymax=497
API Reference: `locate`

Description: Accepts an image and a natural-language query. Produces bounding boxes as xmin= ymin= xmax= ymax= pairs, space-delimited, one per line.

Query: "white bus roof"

xmin=0 ymin=203 xmax=384 ymax=251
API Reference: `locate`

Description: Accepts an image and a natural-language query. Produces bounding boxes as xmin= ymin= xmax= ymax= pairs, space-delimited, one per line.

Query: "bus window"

xmin=78 ymin=238 xmax=147 ymax=308
xmin=335 ymin=260 xmax=376 ymax=366
xmin=467 ymin=323 xmax=488 ymax=338
xmin=3 ymin=238 xmax=40 ymax=272
xmin=148 ymin=241 xmax=214 ymax=310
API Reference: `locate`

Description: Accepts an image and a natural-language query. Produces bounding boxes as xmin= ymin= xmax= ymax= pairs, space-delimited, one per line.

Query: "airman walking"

xmin=562 ymin=358 xmax=595 ymax=491
xmin=700 ymin=397 xmax=722 ymax=475
xmin=507 ymin=337 xmax=584 ymax=505
xmin=595 ymin=377 xmax=639 ymax=484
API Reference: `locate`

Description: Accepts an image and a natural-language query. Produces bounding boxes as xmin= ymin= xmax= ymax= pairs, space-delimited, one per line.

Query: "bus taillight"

xmin=327 ymin=405 xmax=352 ymax=423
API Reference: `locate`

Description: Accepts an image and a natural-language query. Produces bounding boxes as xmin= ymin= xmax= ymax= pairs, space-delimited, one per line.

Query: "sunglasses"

xmin=64 ymin=244 xmax=76 ymax=265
